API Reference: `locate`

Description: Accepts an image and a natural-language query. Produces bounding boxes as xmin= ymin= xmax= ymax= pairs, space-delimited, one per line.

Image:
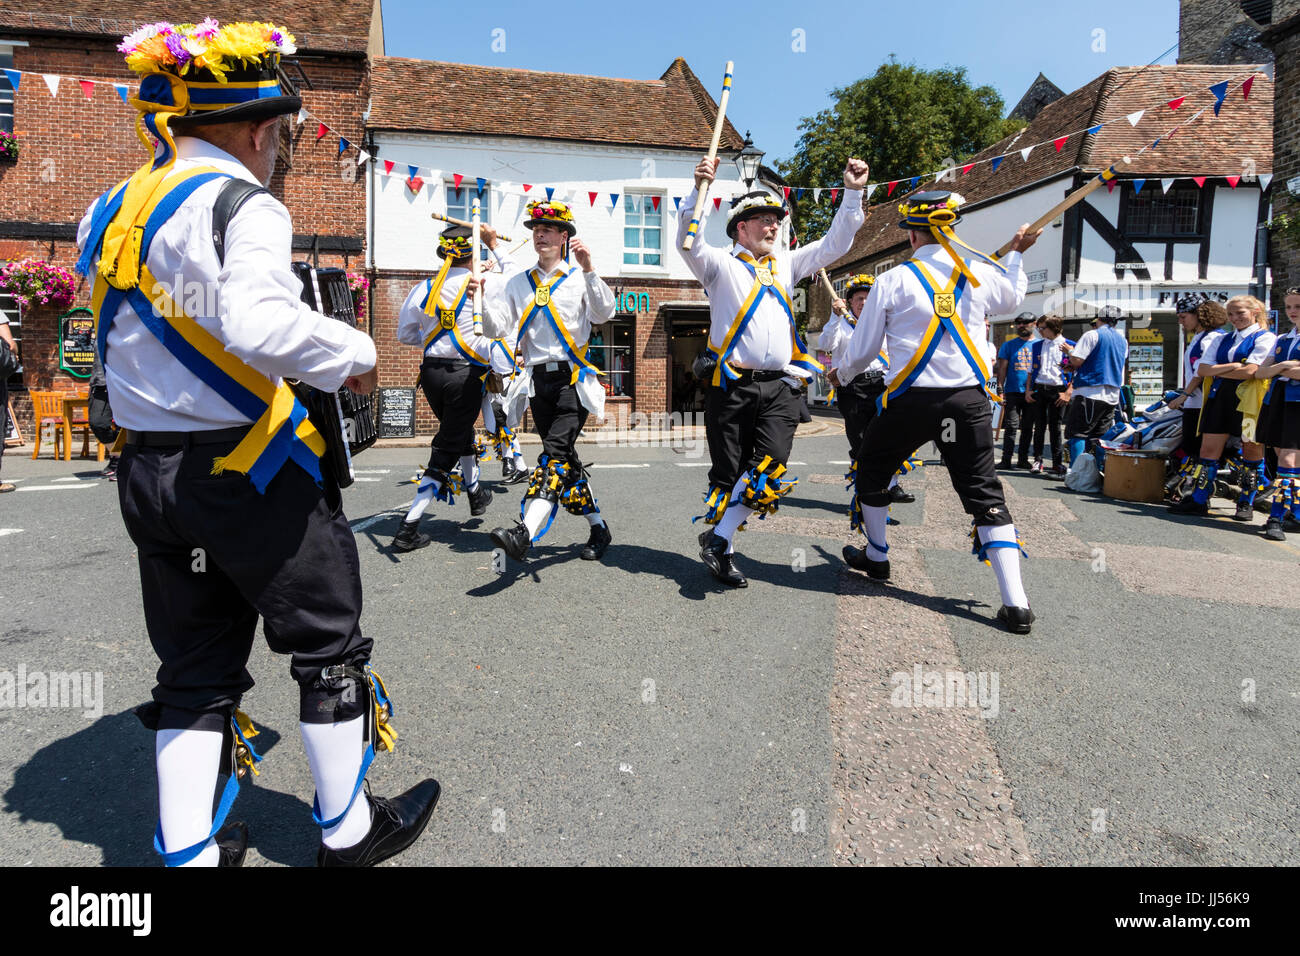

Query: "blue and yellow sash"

xmin=875 ymin=258 xmax=996 ymax=414
xmin=79 ymin=167 xmax=325 ymax=493
xmin=421 ymin=259 xmax=490 ymax=366
xmin=708 ymin=252 xmax=821 ymax=389
xmin=519 ymin=268 xmax=602 ymax=386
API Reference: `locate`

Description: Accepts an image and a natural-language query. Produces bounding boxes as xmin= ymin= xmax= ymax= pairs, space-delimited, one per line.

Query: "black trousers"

xmin=999 ymin=391 xmax=1033 ymax=464
xmin=1064 ymin=395 xmax=1118 ymax=444
xmin=419 ymin=357 xmax=485 ymax=474
xmin=837 ymin=374 xmax=886 ymax=461
xmin=856 ymin=386 xmax=1011 ymax=526
xmin=1179 ymin=407 xmax=1204 ymax=459
xmin=117 ymin=437 xmax=371 ymax=726
xmin=529 ymin=366 xmax=588 ymax=469
xmin=1027 ymin=384 xmax=1067 ymax=464
xmin=705 ymin=376 xmax=800 ymax=491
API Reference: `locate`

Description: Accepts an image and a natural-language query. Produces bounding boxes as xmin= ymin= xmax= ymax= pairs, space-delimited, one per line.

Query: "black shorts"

xmin=1198 ymin=381 xmax=1245 ymax=437
xmin=1257 ymin=384 xmax=1300 ymax=449
xmin=1064 ymin=395 xmax=1118 ymax=442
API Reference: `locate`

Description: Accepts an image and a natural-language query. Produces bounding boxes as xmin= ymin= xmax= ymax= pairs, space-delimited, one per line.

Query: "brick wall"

xmin=1265 ymin=19 xmax=1299 ymax=305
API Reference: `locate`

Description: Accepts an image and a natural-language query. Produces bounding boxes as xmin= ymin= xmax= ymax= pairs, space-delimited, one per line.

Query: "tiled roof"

xmin=367 ymin=56 xmax=746 ymax=152
xmin=828 ymin=64 xmax=1274 ymax=270
xmin=0 ymin=1 xmax=376 ymax=54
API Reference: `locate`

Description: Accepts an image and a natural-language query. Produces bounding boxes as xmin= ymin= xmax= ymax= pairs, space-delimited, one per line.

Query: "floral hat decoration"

xmin=524 ymin=200 xmax=577 ymax=236
xmin=437 ymin=225 xmax=474 ymax=260
xmin=726 ymin=191 xmax=788 ymax=240
xmin=843 ymin=273 xmax=876 ymax=296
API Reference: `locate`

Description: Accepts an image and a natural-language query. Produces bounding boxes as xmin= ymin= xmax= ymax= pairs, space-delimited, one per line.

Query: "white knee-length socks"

xmin=156 ymin=728 xmax=223 ymax=867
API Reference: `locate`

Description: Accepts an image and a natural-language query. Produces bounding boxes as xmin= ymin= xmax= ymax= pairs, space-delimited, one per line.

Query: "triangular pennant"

xmin=1225 ymin=175 xmax=1240 ymax=189
xmin=1020 ymin=146 xmax=1034 ymax=162
xmin=357 ymin=150 xmax=370 ymax=166
xmin=713 ymin=196 xmax=721 ymax=211
xmin=814 ymin=188 xmax=822 ymax=201
xmin=960 ymin=164 xmax=973 ymax=175
xmin=830 ymin=188 xmax=840 ymax=204
xmin=407 ymin=164 xmax=419 ymax=180
xmin=1161 ymin=178 xmax=1175 ymax=194
xmin=79 ymin=79 xmax=94 ymax=99
xmin=651 ymin=196 xmax=660 ymax=211
xmin=1126 ymin=109 xmax=1145 ymax=126
xmin=315 ymin=122 xmax=328 ymax=141
xmin=782 ymin=186 xmax=791 ymax=200
xmin=453 ymin=173 xmax=463 ymax=190
xmin=3 ymin=69 xmax=19 ymax=92
xmin=1259 ymin=173 xmax=1273 ymax=192
xmin=522 ymin=184 xmax=532 ymax=193
xmin=382 ymin=160 xmax=394 ymax=176
xmin=1242 ymin=75 xmax=1255 ymax=100
xmin=887 ymin=181 xmax=898 ymax=197
xmin=991 ymin=156 xmax=1004 ymax=172
xmin=476 ymin=176 xmax=486 ymax=198
xmin=1053 ymin=136 xmax=1068 ymax=152
xmin=588 ymin=191 xmax=597 ymax=206
xmin=1133 ymin=179 xmax=1146 ymax=194
xmin=673 ymin=196 xmax=682 ymax=211
xmin=909 ymin=177 xmax=919 ymax=190
xmin=545 ymin=186 xmax=555 ymax=201
xmin=1209 ymin=80 xmax=1229 ymax=116
xmin=1086 ymin=124 xmax=1103 ymax=135
xmin=1193 ymin=176 xmax=1206 ymax=188
xmin=1106 ymin=180 xmax=1116 ymax=194
xmin=297 ymin=107 xmax=309 ymax=125
xmin=863 ymin=185 xmax=875 ymax=202
xmin=43 ymin=74 xmax=60 ymax=97
xmin=1168 ymin=96 xmax=1185 ymax=111
xmin=1152 ymin=138 xmax=1162 ymax=149
xmin=407 ymin=175 xmax=424 ymax=194
xmin=795 ymin=188 xmax=805 ymax=200
xmin=115 ymin=83 xmax=129 ymax=105
xmin=339 ymin=137 xmax=349 ymax=156
xmin=610 ymin=193 xmax=619 ymax=208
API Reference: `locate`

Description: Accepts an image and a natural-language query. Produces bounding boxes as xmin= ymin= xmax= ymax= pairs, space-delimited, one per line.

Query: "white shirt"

xmin=491 ymin=260 xmax=615 ymax=367
xmin=1068 ymin=327 xmax=1129 ymax=405
xmin=1182 ymin=329 xmax=1212 ymax=409
xmin=76 ymin=138 xmax=375 ymax=432
xmin=1201 ymin=325 xmax=1276 ymax=369
xmin=676 ymin=186 xmax=864 ymax=377
xmin=839 ymin=243 xmax=1025 ymax=387
xmin=821 ymin=308 xmax=886 ymax=376
xmin=395 ymin=248 xmax=514 ymax=361
xmin=1033 ymin=337 xmax=1068 ymax=387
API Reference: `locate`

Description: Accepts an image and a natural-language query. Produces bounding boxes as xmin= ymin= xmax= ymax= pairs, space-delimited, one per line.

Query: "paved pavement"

xmin=1 ymin=416 xmax=1296 ymax=866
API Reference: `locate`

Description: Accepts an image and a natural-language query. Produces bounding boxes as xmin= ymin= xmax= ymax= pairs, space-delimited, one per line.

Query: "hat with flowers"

xmin=524 ymin=200 xmax=577 ymax=237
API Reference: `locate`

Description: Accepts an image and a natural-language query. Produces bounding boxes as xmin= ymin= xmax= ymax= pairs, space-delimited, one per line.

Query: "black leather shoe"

xmin=580 ymin=521 xmax=612 ymax=560
xmin=392 ymin=519 xmax=431 ymax=552
xmin=889 ymin=484 xmax=915 ymax=504
xmin=1015 ymin=459 xmax=1031 ymax=469
xmin=216 ymin=822 xmax=248 ymax=867
xmin=490 ymin=521 xmax=531 ymax=561
xmin=1264 ymin=517 xmax=1287 ymax=541
xmin=699 ymin=530 xmax=747 ymax=587
xmin=1169 ymin=497 xmax=1208 ymax=515
xmin=468 ymin=485 xmax=493 ymax=517
xmin=1284 ymin=515 xmax=1300 ymax=533
xmin=842 ymin=545 xmax=890 ymax=581
xmin=507 ymin=463 xmax=531 ymax=484
xmin=317 ymin=779 xmax=441 ymax=868
xmin=500 ymin=461 xmax=516 ymax=482
xmin=1232 ymin=501 xmax=1254 ymax=522
xmin=996 ymin=605 xmax=1035 ymax=634
xmin=998 ymin=458 xmax=1014 ymax=470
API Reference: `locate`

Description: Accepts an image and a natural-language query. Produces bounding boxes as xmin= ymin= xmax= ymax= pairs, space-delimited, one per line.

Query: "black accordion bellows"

xmin=292 ymin=264 xmax=377 ymax=488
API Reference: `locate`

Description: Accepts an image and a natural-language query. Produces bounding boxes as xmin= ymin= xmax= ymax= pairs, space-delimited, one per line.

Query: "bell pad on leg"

xmin=739 ymin=455 xmax=796 ymax=518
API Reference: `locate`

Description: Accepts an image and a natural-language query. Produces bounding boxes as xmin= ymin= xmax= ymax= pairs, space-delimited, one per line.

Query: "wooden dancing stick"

xmin=471 ymin=196 xmax=483 ymax=334
xmin=994 ymin=156 xmax=1132 ymax=258
xmin=819 ymin=269 xmax=849 ymax=317
xmin=681 ymin=61 xmax=734 ymax=251
xmin=431 ymin=210 xmax=512 ymax=243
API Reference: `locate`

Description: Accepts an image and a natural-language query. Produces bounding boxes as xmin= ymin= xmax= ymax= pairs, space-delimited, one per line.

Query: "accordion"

xmin=291 ymin=263 xmax=377 ymax=488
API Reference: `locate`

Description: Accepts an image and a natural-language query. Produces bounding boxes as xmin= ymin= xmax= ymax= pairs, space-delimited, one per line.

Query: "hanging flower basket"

xmin=0 ymin=131 xmax=18 ymax=163
xmin=0 ymin=258 xmax=76 ymax=311
xmin=347 ymin=272 xmax=369 ymax=320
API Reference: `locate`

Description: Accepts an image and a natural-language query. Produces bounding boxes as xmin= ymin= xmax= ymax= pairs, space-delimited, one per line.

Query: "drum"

xmin=1103 ymin=448 xmax=1166 ymax=503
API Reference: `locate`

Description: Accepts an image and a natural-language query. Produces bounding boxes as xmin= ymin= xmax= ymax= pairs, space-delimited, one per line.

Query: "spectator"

xmin=1254 ymin=287 xmax=1300 ymax=540
xmin=994 ymin=312 xmax=1037 ymax=469
xmin=0 ymin=312 xmax=15 ymax=494
xmin=1167 ymin=295 xmax=1228 ymax=478
xmin=1024 ymin=314 xmax=1073 ymax=477
xmin=1064 ymin=305 xmax=1129 ymax=469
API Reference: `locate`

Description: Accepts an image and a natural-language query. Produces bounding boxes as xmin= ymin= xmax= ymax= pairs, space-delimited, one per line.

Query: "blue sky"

xmin=380 ymin=0 xmax=1181 ymax=167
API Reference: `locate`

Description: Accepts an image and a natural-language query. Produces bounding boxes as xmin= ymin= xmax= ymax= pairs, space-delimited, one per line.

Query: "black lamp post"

xmin=735 ymin=132 xmax=764 ymax=189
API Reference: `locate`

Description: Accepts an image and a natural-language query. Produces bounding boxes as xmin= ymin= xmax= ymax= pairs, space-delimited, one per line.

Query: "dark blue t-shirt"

xmin=997 ymin=336 xmax=1035 ymax=394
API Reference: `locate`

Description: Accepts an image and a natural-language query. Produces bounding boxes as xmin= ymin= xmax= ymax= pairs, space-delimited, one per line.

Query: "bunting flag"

xmin=1161 ymin=178 xmax=1175 ymax=194
xmin=1259 ymin=173 xmax=1273 ymax=191
xmin=453 ymin=173 xmax=463 ymax=191
xmin=588 ymin=191 xmax=597 ymax=206
xmin=651 ymin=196 xmax=660 ymax=211
xmin=1127 ymin=110 xmax=1145 ymax=126
xmin=297 ymin=107 xmax=309 ymax=126
xmin=991 ymin=156 xmax=1004 ymax=172
xmin=408 ymin=164 xmax=418 ymax=180
xmin=909 ymin=176 xmax=919 ymax=190
xmin=861 ymin=185 xmax=873 ymax=202
xmin=522 ymin=183 xmax=532 ymax=193
xmin=407 ymin=175 xmax=423 ymax=194
xmin=1133 ymin=179 xmax=1146 ymax=194
xmin=1225 ymin=175 xmax=1240 ymax=189
xmin=78 ymin=79 xmax=94 ymax=99
xmin=43 ymin=74 xmax=60 ymax=97
xmin=476 ymin=176 xmax=486 ymax=197
xmin=1107 ymin=180 xmax=1117 ymax=194
xmin=610 ymin=193 xmax=619 ymax=208
xmin=1193 ymin=176 xmax=1206 ymax=188
xmin=1209 ymin=80 xmax=1229 ymax=115
xmin=1168 ymin=96 xmax=1185 ymax=111
xmin=814 ymin=188 xmax=822 ymax=201
xmin=795 ymin=188 xmax=805 ymax=199
xmin=1242 ymin=75 xmax=1255 ymax=100
xmin=383 ymin=160 xmax=394 ymax=176
xmin=115 ymin=84 xmax=129 ymax=105
xmin=1020 ymin=146 xmax=1034 ymax=162
xmin=831 ymin=188 xmax=840 ymax=204
xmin=887 ymin=181 xmax=898 ymax=197
xmin=546 ymin=187 xmax=555 ymax=201
xmin=673 ymin=196 xmax=681 ymax=211
xmin=357 ymin=150 xmax=370 ymax=166
xmin=1053 ymin=136 xmax=1068 ymax=152
xmin=961 ymin=164 xmax=973 ymax=176
xmin=1086 ymin=124 xmax=1103 ymax=135
xmin=316 ymin=122 xmax=328 ymax=141
xmin=783 ymin=186 xmax=791 ymax=200
xmin=2 ymin=68 xmax=19 ymax=91
xmin=1152 ymin=138 xmax=1162 ymax=149
xmin=339 ymin=137 xmax=349 ymax=156
xmin=713 ymin=196 xmax=721 ymax=211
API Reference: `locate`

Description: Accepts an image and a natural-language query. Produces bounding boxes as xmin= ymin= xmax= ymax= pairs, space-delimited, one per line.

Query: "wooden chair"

xmin=62 ymin=390 xmax=103 ymax=461
xmin=29 ymin=390 xmax=65 ymax=460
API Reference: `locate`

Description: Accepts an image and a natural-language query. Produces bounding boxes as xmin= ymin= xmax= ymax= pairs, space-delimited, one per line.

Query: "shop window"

xmin=0 ymin=49 xmax=14 ymax=134
xmin=1123 ymin=185 xmax=1201 ymax=238
xmin=588 ymin=318 xmax=633 ymax=398
xmin=445 ymin=181 xmax=492 ymax=261
xmin=623 ymin=194 xmax=663 ymax=267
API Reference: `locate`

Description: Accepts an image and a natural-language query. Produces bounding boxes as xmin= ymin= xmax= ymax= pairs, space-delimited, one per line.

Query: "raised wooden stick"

xmin=431 ymin=210 xmax=511 ymax=243
xmin=994 ymin=157 xmax=1131 ymax=258
xmin=681 ymin=61 xmax=734 ymax=251
xmin=471 ymin=197 xmax=483 ymax=334
xmin=818 ymin=269 xmax=849 ymax=317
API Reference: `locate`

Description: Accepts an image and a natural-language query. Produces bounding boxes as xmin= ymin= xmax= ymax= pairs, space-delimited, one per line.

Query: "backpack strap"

xmin=211 ymin=178 xmax=270 ymax=266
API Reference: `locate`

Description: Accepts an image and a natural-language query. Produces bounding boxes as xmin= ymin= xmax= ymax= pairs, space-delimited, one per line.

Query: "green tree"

xmin=778 ymin=59 xmax=1020 ymax=239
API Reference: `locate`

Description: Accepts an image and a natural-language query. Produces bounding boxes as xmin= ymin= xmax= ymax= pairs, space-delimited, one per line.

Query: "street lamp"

xmin=735 ymin=132 xmax=764 ymax=189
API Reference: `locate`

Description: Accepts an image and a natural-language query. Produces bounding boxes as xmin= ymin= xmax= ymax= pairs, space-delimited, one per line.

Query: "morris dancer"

xmin=837 ymin=191 xmax=1041 ymax=634
xmin=679 ymin=156 xmax=867 ymax=587
xmin=1253 ymin=286 xmax=1300 ymax=540
xmin=488 ymin=200 xmax=616 ymax=563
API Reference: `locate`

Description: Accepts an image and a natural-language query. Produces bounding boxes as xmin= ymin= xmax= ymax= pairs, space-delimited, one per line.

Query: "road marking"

xmin=350 ymin=510 xmax=404 ymax=533
xmin=351 ymin=477 xmax=381 ymax=482
xmin=788 ymin=461 xmax=807 ymax=465
xmin=17 ymin=484 xmax=96 ymax=492
xmin=828 ymin=460 xmax=852 ymax=465
xmin=53 ymin=476 xmax=88 ymax=483
xmin=589 ymin=463 xmax=649 ymax=469
xmin=676 ymin=462 xmax=710 ymax=468
xmin=0 ymin=528 xmax=24 ymax=537
xmin=354 ymin=469 xmax=391 ymax=474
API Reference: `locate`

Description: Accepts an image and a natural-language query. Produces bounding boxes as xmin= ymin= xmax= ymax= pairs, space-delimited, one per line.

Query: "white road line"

xmin=828 ymin=460 xmax=851 ymax=465
xmin=349 ymin=510 xmax=403 ymax=533
xmin=0 ymin=528 xmax=24 ymax=537
xmin=17 ymin=484 xmax=96 ymax=492
xmin=588 ymin=463 xmax=650 ymax=469
xmin=351 ymin=477 xmax=381 ymax=482
xmin=53 ymin=476 xmax=94 ymax=482
xmin=788 ymin=461 xmax=807 ymax=465
xmin=675 ymin=462 xmax=711 ymax=467
xmin=353 ymin=469 xmax=391 ymax=474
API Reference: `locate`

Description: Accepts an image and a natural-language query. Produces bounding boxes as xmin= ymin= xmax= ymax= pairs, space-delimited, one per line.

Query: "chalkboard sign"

xmin=59 ymin=308 xmax=96 ymax=379
xmin=377 ymin=387 xmax=416 ymax=439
